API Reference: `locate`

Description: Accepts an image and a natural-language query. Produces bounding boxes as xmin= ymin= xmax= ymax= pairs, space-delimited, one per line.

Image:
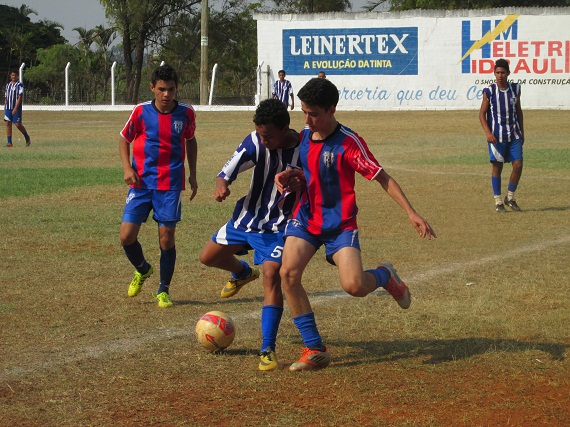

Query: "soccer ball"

xmin=195 ymin=311 xmax=236 ymax=352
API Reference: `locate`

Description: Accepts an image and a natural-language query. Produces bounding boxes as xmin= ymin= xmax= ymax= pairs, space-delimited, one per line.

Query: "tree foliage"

xmin=364 ymin=0 xmax=570 ymax=11
xmin=0 ymin=4 xmax=65 ymax=77
xmin=99 ymin=0 xmax=201 ymax=103
xmin=274 ymin=0 xmax=353 ymax=13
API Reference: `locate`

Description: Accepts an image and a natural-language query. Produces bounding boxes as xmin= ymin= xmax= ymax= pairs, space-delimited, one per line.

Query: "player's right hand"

xmin=124 ymin=169 xmax=139 ymax=186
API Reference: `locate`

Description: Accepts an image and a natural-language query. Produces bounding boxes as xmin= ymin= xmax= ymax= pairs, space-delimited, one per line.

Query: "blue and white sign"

xmin=283 ymin=27 xmax=418 ymax=75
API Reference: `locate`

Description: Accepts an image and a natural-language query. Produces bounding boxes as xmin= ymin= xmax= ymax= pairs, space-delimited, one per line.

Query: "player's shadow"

xmin=523 ymin=205 xmax=570 ymax=212
xmin=327 ymin=337 xmax=567 ymax=367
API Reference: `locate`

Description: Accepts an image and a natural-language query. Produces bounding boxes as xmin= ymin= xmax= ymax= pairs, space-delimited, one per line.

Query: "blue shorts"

xmin=212 ymin=220 xmax=284 ymax=265
xmin=4 ymin=108 xmax=22 ymax=123
xmin=488 ymin=139 xmax=523 ymax=163
xmin=284 ymin=219 xmax=360 ymax=265
xmin=122 ymin=188 xmax=182 ymax=228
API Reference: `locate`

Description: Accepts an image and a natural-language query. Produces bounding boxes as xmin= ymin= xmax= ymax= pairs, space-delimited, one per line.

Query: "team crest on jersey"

xmin=173 ymin=120 xmax=184 ymax=134
xmin=322 ymin=151 xmax=335 ymax=168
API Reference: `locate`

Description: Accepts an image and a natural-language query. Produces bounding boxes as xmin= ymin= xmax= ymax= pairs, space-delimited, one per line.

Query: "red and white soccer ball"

xmin=195 ymin=311 xmax=236 ymax=352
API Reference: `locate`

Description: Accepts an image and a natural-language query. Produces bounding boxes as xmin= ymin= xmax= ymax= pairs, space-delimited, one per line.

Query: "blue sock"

xmin=231 ymin=260 xmax=251 ymax=280
xmin=507 ymin=182 xmax=518 ymax=193
xmin=293 ymin=312 xmax=324 ymax=351
xmin=491 ymin=176 xmax=501 ymax=196
xmin=122 ymin=240 xmax=150 ymax=274
xmin=366 ymin=267 xmax=391 ymax=289
xmin=7 ymin=136 xmax=12 ymax=144
xmin=260 ymin=305 xmax=284 ymax=352
xmin=158 ymin=246 xmax=176 ymax=294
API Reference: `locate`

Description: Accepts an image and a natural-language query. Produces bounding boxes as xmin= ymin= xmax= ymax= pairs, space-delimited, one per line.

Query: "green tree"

xmin=0 ymin=5 xmax=65 ymax=75
xmin=364 ymin=0 xmax=570 ymax=11
xmin=25 ymin=44 xmax=83 ymax=103
xmin=18 ymin=4 xmax=37 ymax=18
xmin=99 ymin=0 xmax=200 ymax=104
xmin=158 ymin=0 xmax=261 ymax=102
xmin=274 ymin=0 xmax=352 ymax=12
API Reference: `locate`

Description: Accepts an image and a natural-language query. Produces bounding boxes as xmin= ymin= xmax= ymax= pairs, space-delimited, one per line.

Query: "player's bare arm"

xmin=375 ymin=169 xmax=436 ymax=240
xmin=186 ymin=136 xmax=198 ymax=200
xmin=515 ymin=95 xmax=524 ymax=144
xmin=478 ymin=93 xmax=497 ymax=144
xmin=214 ymin=177 xmax=231 ymax=202
xmin=119 ymin=137 xmax=139 ymax=186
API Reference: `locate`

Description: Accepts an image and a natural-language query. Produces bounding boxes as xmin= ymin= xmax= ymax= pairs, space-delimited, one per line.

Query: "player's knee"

xmin=341 ymin=278 xmax=367 ymax=297
xmin=279 ymin=264 xmax=300 ymax=290
xmin=198 ymin=249 xmax=215 ymax=267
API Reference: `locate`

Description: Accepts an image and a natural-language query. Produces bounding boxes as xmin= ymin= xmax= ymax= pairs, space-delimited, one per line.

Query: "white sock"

xmin=507 ymin=191 xmax=515 ymax=201
xmin=494 ymin=195 xmax=503 ymax=205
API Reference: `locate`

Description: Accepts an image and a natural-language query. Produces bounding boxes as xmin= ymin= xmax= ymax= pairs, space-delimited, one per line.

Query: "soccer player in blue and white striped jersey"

xmin=4 ymin=71 xmax=31 ymax=147
xmin=272 ymin=69 xmax=294 ymax=110
xmin=199 ymin=99 xmax=302 ymax=371
xmin=479 ymin=58 xmax=525 ymax=212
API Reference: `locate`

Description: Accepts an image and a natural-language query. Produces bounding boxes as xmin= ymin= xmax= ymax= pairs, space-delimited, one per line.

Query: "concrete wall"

xmin=255 ymin=8 xmax=570 ymax=110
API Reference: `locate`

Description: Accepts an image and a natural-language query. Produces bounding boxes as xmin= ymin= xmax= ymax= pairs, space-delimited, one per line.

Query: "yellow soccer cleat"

xmin=258 ymin=350 xmax=278 ymax=371
xmin=127 ymin=266 xmax=153 ymax=297
xmin=220 ymin=268 xmax=260 ymax=298
xmin=153 ymin=291 xmax=173 ymax=308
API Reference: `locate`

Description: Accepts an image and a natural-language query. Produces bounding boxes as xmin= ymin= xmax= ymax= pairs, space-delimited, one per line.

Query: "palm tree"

xmin=73 ymin=26 xmax=96 ymax=53
xmin=18 ymin=4 xmax=37 ymax=18
xmin=93 ymin=25 xmax=117 ymax=100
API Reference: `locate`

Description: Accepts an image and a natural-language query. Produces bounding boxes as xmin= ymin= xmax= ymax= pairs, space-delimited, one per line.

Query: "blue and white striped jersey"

xmin=272 ymin=80 xmax=293 ymax=106
xmin=218 ymin=131 xmax=301 ymax=233
xmin=5 ymin=80 xmax=24 ymax=110
xmin=483 ymin=82 xmax=522 ymax=143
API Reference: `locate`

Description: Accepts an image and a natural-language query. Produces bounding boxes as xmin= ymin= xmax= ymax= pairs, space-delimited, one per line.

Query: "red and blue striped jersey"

xmin=483 ymin=82 xmax=522 ymax=143
xmin=121 ymin=100 xmax=196 ymax=190
xmin=218 ymin=131 xmax=301 ymax=233
xmin=294 ymin=124 xmax=382 ymax=235
xmin=5 ymin=80 xmax=24 ymax=110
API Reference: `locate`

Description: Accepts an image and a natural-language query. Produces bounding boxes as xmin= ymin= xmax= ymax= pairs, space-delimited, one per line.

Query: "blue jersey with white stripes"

xmin=483 ymin=82 xmax=522 ymax=143
xmin=272 ymin=80 xmax=293 ymax=106
xmin=5 ymin=80 xmax=24 ymax=110
xmin=218 ymin=131 xmax=301 ymax=233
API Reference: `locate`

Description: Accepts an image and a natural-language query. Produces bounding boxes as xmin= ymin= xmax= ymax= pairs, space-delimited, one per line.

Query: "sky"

xmin=1 ymin=0 xmax=377 ymax=46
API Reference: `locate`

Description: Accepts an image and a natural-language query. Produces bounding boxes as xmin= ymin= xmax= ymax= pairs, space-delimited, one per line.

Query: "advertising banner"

xmin=255 ymin=8 xmax=570 ymax=110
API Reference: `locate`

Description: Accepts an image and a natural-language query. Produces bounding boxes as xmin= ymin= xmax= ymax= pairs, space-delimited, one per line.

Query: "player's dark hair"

xmin=151 ymin=64 xmax=178 ymax=86
xmin=278 ymin=69 xmax=286 ymax=75
xmin=297 ymin=77 xmax=339 ymax=111
xmin=253 ymin=98 xmax=290 ymax=129
xmin=494 ymin=58 xmax=510 ymax=73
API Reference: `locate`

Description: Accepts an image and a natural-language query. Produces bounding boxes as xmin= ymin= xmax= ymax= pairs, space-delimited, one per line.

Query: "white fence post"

xmin=208 ymin=63 xmax=218 ymax=106
xmin=111 ymin=61 xmax=117 ymax=106
xmin=65 ymin=62 xmax=71 ymax=106
xmin=19 ymin=63 xmax=25 ymax=84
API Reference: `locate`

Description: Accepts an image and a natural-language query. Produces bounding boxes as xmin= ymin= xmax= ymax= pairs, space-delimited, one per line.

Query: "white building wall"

xmin=255 ymin=8 xmax=570 ymax=110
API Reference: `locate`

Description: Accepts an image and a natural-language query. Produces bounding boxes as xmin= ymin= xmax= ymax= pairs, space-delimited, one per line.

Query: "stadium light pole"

xmin=200 ymin=0 xmax=209 ymax=105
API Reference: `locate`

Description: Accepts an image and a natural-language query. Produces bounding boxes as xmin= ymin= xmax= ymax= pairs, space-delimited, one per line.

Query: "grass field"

xmin=0 ymin=109 xmax=569 ymax=426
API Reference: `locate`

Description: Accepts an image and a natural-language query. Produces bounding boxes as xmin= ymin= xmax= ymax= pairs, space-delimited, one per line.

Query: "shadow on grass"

xmin=523 ymin=205 xmax=570 ymax=212
xmin=328 ymin=337 xmax=568 ymax=367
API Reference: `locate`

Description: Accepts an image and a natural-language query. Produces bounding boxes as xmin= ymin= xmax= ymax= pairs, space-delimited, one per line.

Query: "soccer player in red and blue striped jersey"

xmin=275 ymin=77 xmax=436 ymax=371
xmin=479 ymin=58 xmax=524 ymax=212
xmin=119 ymin=64 xmax=198 ymax=308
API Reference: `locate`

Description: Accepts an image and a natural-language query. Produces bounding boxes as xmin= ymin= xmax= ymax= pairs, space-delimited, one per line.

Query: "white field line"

xmin=387 ymin=165 xmax=570 ymax=180
xmin=2 ymin=234 xmax=569 ymax=381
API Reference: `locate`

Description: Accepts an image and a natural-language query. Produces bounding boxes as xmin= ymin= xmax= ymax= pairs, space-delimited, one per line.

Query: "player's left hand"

xmin=409 ymin=212 xmax=436 ymax=240
xmin=188 ymin=176 xmax=198 ymax=201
